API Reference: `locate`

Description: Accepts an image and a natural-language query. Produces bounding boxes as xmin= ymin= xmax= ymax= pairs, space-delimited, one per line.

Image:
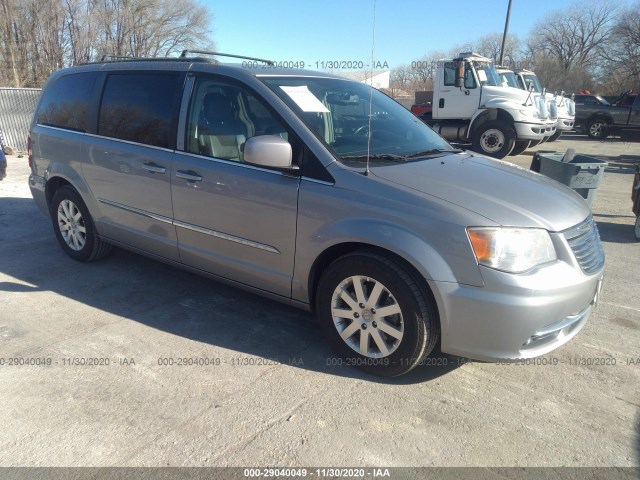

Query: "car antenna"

xmin=364 ymin=0 xmax=377 ymax=176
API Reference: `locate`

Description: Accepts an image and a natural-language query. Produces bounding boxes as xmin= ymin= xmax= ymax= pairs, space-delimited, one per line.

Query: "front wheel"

xmin=316 ymin=251 xmax=439 ymax=377
xmin=50 ymin=186 xmax=112 ymax=262
xmin=508 ymin=140 xmax=530 ymax=156
xmin=587 ymin=118 xmax=610 ymax=139
xmin=472 ymin=120 xmax=516 ymax=159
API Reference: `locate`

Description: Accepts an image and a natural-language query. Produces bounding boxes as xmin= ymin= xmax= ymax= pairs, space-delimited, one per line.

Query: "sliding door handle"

xmin=142 ymin=162 xmax=166 ymax=174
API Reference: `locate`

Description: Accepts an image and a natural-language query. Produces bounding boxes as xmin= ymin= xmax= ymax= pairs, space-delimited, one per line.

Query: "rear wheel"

xmin=50 ymin=186 xmax=112 ymax=262
xmin=587 ymin=118 xmax=610 ymax=139
xmin=472 ymin=120 xmax=515 ymax=159
xmin=508 ymin=140 xmax=530 ymax=156
xmin=316 ymin=251 xmax=439 ymax=377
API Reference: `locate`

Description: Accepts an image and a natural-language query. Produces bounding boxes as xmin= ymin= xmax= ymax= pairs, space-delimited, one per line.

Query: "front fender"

xmin=292 ymin=217 xmax=484 ymax=305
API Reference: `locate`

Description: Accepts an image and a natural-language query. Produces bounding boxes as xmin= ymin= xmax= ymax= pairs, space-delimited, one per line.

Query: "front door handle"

xmin=176 ymin=170 xmax=203 ymax=182
xmin=142 ymin=162 xmax=166 ymax=174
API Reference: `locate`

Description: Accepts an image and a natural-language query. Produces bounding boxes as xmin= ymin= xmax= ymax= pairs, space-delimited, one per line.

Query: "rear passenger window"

xmin=98 ymin=73 xmax=183 ymax=149
xmin=36 ymin=73 xmax=97 ymax=131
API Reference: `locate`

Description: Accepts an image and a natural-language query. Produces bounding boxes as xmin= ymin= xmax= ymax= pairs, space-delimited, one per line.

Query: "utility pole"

xmin=499 ymin=0 xmax=513 ymax=65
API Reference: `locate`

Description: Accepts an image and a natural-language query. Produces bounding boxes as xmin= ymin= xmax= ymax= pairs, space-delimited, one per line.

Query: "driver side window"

xmin=185 ymin=77 xmax=291 ymax=162
xmin=464 ymin=65 xmax=477 ymax=89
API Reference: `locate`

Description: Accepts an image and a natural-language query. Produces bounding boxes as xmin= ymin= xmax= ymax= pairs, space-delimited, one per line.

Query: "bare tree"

xmin=473 ymin=33 xmax=523 ymax=67
xmin=529 ymin=0 xmax=617 ymax=71
xmin=0 ymin=0 xmax=214 ymax=87
xmin=600 ymin=2 xmax=640 ymax=92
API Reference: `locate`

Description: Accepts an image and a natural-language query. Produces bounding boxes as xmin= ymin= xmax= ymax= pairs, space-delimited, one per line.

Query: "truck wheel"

xmin=508 ymin=140 xmax=530 ymax=156
xmin=547 ymin=131 xmax=562 ymax=142
xmin=316 ymin=250 xmax=439 ymax=377
xmin=587 ymin=118 xmax=610 ymax=139
xmin=472 ymin=121 xmax=515 ymax=159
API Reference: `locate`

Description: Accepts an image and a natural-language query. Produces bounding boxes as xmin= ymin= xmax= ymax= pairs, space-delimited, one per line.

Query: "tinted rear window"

xmin=36 ymin=72 xmax=98 ymax=131
xmin=98 ymin=73 xmax=183 ymax=149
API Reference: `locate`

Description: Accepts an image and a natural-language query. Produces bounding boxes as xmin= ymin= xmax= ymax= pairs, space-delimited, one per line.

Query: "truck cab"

xmin=606 ymin=92 xmax=640 ymax=141
xmin=417 ymin=52 xmax=555 ymax=159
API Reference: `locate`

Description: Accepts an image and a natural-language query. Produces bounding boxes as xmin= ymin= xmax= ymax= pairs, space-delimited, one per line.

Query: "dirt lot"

xmin=0 ymin=133 xmax=638 ymax=468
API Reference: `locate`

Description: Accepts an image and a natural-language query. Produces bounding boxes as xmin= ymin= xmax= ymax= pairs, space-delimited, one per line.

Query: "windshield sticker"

xmin=280 ymin=86 xmax=330 ymax=113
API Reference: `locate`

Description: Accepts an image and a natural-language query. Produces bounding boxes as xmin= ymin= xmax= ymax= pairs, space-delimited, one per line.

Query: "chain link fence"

xmin=0 ymin=88 xmax=41 ymax=153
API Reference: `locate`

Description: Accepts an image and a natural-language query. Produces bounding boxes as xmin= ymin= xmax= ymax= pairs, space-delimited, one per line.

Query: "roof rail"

xmin=100 ymin=54 xmax=146 ymax=62
xmin=180 ymin=50 xmax=275 ymax=66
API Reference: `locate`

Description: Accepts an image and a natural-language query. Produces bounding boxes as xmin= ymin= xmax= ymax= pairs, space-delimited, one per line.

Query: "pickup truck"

xmin=574 ymin=91 xmax=637 ymax=139
xmin=604 ymin=92 xmax=640 ymax=142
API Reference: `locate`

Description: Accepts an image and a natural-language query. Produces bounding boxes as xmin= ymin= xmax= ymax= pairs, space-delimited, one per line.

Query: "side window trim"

xmin=176 ymin=74 xmax=195 ymax=152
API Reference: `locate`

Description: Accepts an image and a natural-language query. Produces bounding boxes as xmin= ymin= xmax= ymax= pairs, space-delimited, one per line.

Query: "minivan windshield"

xmin=260 ymin=76 xmax=455 ymax=165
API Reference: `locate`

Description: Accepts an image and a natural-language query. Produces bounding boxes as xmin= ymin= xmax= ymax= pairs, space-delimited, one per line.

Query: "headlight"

xmin=467 ymin=227 xmax=557 ymax=273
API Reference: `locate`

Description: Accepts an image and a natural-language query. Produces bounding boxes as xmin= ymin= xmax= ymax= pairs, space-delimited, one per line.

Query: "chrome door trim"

xmin=174 ymin=220 xmax=280 ymax=254
xmin=97 ymin=198 xmax=173 ymax=225
xmin=98 ymin=198 xmax=280 ymax=254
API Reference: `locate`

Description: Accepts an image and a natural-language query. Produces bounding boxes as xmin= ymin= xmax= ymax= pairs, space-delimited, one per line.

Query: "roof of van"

xmin=68 ymin=57 xmax=346 ymax=80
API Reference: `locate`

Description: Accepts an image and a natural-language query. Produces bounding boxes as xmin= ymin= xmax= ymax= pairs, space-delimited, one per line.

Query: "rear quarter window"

xmin=98 ymin=73 xmax=183 ymax=149
xmin=36 ymin=72 xmax=98 ymax=131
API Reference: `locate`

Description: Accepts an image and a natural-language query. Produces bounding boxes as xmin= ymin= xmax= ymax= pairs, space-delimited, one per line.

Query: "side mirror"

xmin=455 ymin=60 xmax=465 ymax=88
xmin=243 ymin=135 xmax=294 ymax=170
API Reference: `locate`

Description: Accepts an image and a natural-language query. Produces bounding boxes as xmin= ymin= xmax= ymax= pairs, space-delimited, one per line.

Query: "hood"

xmin=482 ymin=85 xmax=533 ymax=106
xmin=371 ymin=153 xmax=590 ymax=232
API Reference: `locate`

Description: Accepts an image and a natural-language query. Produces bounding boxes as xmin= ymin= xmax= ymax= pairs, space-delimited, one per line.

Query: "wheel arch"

xmin=45 ymin=176 xmax=73 ymax=208
xmin=307 ymin=242 xmax=443 ymax=321
xmin=587 ymin=113 xmax=613 ymax=125
xmin=469 ymin=108 xmax=516 ymax=136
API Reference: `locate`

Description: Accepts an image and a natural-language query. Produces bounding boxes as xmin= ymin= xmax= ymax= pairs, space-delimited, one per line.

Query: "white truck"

xmin=496 ymin=67 xmax=575 ymax=142
xmin=411 ymin=52 xmax=555 ymax=158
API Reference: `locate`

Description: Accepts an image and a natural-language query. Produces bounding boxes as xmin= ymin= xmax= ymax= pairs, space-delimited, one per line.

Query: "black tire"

xmin=316 ymin=250 xmax=439 ymax=377
xmin=587 ymin=117 xmax=610 ymax=139
xmin=547 ymin=130 xmax=562 ymax=142
xmin=50 ymin=185 xmax=112 ymax=262
xmin=471 ymin=120 xmax=516 ymax=159
xmin=508 ymin=140 xmax=530 ymax=156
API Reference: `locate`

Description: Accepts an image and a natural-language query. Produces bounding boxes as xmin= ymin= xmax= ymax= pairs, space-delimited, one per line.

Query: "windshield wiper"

xmin=340 ymin=154 xmax=407 ymax=162
xmin=404 ymin=148 xmax=464 ymax=158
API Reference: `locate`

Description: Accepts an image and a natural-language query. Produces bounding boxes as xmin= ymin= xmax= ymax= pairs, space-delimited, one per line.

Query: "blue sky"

xmin=204 ymin=0 xmax=630 ymax=69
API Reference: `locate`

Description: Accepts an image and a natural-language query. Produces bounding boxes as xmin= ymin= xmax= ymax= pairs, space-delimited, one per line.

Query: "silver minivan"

xmin=28 ymin=53 xmax=605 ymax=376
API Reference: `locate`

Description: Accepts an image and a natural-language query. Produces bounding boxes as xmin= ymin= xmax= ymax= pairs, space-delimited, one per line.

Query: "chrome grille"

xmin=562 ymin=217 xmax=605 ymax=274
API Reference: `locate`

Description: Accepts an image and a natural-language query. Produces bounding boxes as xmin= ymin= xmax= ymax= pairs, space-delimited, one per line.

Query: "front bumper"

xmin=432 ymin=259 xmax=603 ymax=362
xmin=556 ymin=117 xmax=575 ymax=132
xmin=514 ymin=120 xmax=556 ymax=141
